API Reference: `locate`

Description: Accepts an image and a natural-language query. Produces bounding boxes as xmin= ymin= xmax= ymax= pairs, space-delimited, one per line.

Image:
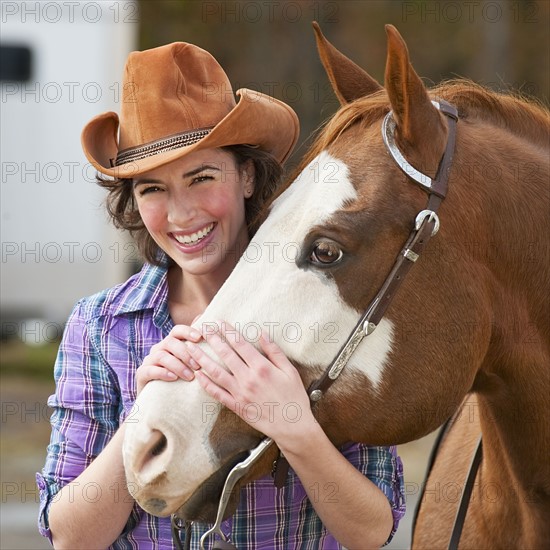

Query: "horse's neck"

xmin=474 ymin=388 xmax=550 ymax=545
xmin=476 ymin=375 xmax=549 ymax=480
xmin=478 ymin=133 xmax=549 ymax=326
xmin=463 ymin=122 xmax=550 ymax=544
xmin=461 ymin=122 xmax=550 ymax=372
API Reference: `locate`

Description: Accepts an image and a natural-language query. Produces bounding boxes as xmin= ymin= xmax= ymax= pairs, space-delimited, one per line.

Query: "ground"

xmin=1 ymin=375 xmax=54 ymax=549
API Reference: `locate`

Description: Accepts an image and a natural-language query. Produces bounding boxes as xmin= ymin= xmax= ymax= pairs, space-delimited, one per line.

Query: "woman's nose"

xmin=166 ymin=191 xmax=197 ymax=225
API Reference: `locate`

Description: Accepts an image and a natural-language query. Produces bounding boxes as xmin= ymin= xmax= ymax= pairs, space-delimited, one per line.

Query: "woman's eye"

xmin=192 ymin=174 xmax=214 ymax=184
xmin=138 ymin=186 xmax=162 ymax=196
xmin=309 ymin=241 xmax=344 ymax=265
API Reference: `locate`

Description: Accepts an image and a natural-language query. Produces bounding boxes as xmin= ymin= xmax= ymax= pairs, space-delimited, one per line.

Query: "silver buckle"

xmin=415 ymin=210 xmax=440 ymax=236
xmin=363 ymin=321 xmax=377 ymax=335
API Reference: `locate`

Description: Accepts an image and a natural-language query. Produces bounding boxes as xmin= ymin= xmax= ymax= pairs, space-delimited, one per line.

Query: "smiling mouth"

xmin=173 ymin=223 xmax=215 ymax=246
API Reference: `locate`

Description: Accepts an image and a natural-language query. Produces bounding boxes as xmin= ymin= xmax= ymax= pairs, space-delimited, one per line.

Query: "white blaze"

xmin=202 ymin=151 xmax=394 ymax=389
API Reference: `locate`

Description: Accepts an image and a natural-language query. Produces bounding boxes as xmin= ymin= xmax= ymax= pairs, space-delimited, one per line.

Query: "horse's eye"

xmin=310 ymin=241 xmax=343 ymax=265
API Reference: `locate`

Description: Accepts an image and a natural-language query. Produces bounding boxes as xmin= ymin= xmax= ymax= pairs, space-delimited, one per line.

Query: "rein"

xmin=412 ymin=414 xmax=483 ymax=549
xmin=174 ymin=99 xmax=464 ymax=550
xmin=448 ymin=436 xmax=483 ymax=549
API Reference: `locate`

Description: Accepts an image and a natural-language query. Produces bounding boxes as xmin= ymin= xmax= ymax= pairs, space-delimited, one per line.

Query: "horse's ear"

xmin=384 ymin=25 xmax=446 ymax=174
xmin=313 ymin=21 xmax=382 ymax=105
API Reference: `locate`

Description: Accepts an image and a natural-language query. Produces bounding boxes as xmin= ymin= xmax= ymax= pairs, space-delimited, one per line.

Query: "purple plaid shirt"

xmin=37 ymin=261 xmax=405 ymax=549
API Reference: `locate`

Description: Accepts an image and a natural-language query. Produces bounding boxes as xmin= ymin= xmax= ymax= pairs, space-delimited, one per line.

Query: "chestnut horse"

xmin=123 ymin=25 xmax=549 ymax=548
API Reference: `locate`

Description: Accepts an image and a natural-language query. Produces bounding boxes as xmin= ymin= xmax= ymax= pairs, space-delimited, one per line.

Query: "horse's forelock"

xmin=259 ymin=91 xmax=390 ymax=216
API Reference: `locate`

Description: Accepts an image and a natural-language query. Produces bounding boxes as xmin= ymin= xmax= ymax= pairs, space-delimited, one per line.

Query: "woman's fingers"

xmin=141 ymin=365 xmax=178 ymax=382
xmin=135 ymin=324 xmax=205 ymax=395
xmin=186 ymin=342 xmax=235 ymax=388
xmin=194 ymin=370 xmax=234 ymax=411
xmin=137 ymin=349 xmax=194 ymax=383
xmin=136 ymin=363 xmax=179 ymax=395
xmin=258 ymin=332 xmax=297 ymax=375
xmin=199 ymin=330 xmax=250 ymax=376
xmin=148 ymin=348 xmax=195 ymax=379
xmin=157 ymin=334 xmax=195 ymax=362
xmin=201 ymin=322 xmax=270 ymax=372
xmin=169 ymin=324 xmax=202 ymax=342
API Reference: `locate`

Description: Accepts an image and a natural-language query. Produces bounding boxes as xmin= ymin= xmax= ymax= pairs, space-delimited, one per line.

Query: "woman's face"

xmin=134 ymin=148 xmax=253 ymax=279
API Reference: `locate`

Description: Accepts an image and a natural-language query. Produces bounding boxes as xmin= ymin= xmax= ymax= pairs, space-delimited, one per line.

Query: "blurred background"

xmin=1 ymin=1 xmax=548 ymax=548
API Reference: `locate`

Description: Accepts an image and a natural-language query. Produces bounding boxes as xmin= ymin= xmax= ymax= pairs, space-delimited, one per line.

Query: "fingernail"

xmin=167 ymin=372 xmax=177 ymax=379
xmin=189 ymin=358 xmax=199 ymax=370
xmin=190 ymin=329 xmax=201 ymax=340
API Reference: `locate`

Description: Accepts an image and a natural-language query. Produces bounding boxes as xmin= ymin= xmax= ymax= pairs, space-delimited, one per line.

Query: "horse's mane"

xmin=438 ymin=79 xmax=549 ymax=144
xmin=277 ymin=80 xmax=549 ymax=202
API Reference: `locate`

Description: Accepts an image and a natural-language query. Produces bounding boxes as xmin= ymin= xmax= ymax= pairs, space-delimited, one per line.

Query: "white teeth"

xmin=174 ymin=223 xmax=214 ymax=245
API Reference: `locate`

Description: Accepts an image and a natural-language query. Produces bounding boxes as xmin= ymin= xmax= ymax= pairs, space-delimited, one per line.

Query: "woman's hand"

xmin=188 ymin=324 xmax=396 ymax=549
xmin=187 ymin=322 xmax=317 ymax=444
xmin=136 ymin=325 xmax=202 ymax=395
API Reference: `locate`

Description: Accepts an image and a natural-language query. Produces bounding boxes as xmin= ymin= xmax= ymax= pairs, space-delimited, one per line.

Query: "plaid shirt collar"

xmin=106 ymin=256 xmax=171 ymax=330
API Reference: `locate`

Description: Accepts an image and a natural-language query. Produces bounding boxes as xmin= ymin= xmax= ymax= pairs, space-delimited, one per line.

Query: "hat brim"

xmin=81 ymin=89 xmax=299 ymax=178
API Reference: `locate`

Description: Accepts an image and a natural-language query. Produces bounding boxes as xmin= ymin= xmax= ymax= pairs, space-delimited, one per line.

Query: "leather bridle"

xmin=306 ymin=98 xmax=458 ymax=403
xmin=273 ymin=96 xmax=459 ymax=496
xmin=174 ymin=99 xmax=462 ymax=550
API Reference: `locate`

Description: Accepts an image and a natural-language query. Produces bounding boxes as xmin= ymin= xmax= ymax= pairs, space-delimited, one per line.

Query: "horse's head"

xmin=123 ymin=24 xmax=495 ymax=520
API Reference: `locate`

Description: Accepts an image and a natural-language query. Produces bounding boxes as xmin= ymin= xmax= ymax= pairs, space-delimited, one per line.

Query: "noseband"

xmin=174 ymin=99 xmax=459 ymax=550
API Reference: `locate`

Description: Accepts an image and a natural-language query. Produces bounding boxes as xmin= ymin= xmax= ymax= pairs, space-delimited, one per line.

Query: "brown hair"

xmin=97 ymin=145 xmax=283 ymax=265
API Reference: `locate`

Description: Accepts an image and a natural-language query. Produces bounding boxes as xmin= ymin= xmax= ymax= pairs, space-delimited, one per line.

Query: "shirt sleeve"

xmin=36 ymin=300 xmax=121 ymax=542
xmin=340 ymin=443 xmax=406 ymax=546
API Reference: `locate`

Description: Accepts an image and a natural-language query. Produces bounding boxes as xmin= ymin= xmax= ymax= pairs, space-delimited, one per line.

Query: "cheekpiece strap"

xmin=306 ymin=98 xmax=459 ymax=404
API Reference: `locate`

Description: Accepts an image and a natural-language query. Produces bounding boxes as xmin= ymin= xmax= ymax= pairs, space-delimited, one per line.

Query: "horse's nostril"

xmin=133 ymin=429 xmax=172 ymax=482
xmin=150 ymin=432 xmax=167 ymax=457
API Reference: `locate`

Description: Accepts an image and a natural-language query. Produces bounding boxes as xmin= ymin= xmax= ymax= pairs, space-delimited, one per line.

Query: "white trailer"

xmin=1 ymin=1 xmax=138 ymax=339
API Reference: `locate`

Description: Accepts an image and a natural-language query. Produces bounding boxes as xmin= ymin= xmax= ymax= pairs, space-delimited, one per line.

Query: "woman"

xmin=37 ymin=41 xmax=404 ymax=549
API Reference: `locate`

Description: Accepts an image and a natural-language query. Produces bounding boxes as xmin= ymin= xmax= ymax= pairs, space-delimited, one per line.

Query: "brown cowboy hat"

xmin=81 ymin=42 xmax=299 ymax=178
